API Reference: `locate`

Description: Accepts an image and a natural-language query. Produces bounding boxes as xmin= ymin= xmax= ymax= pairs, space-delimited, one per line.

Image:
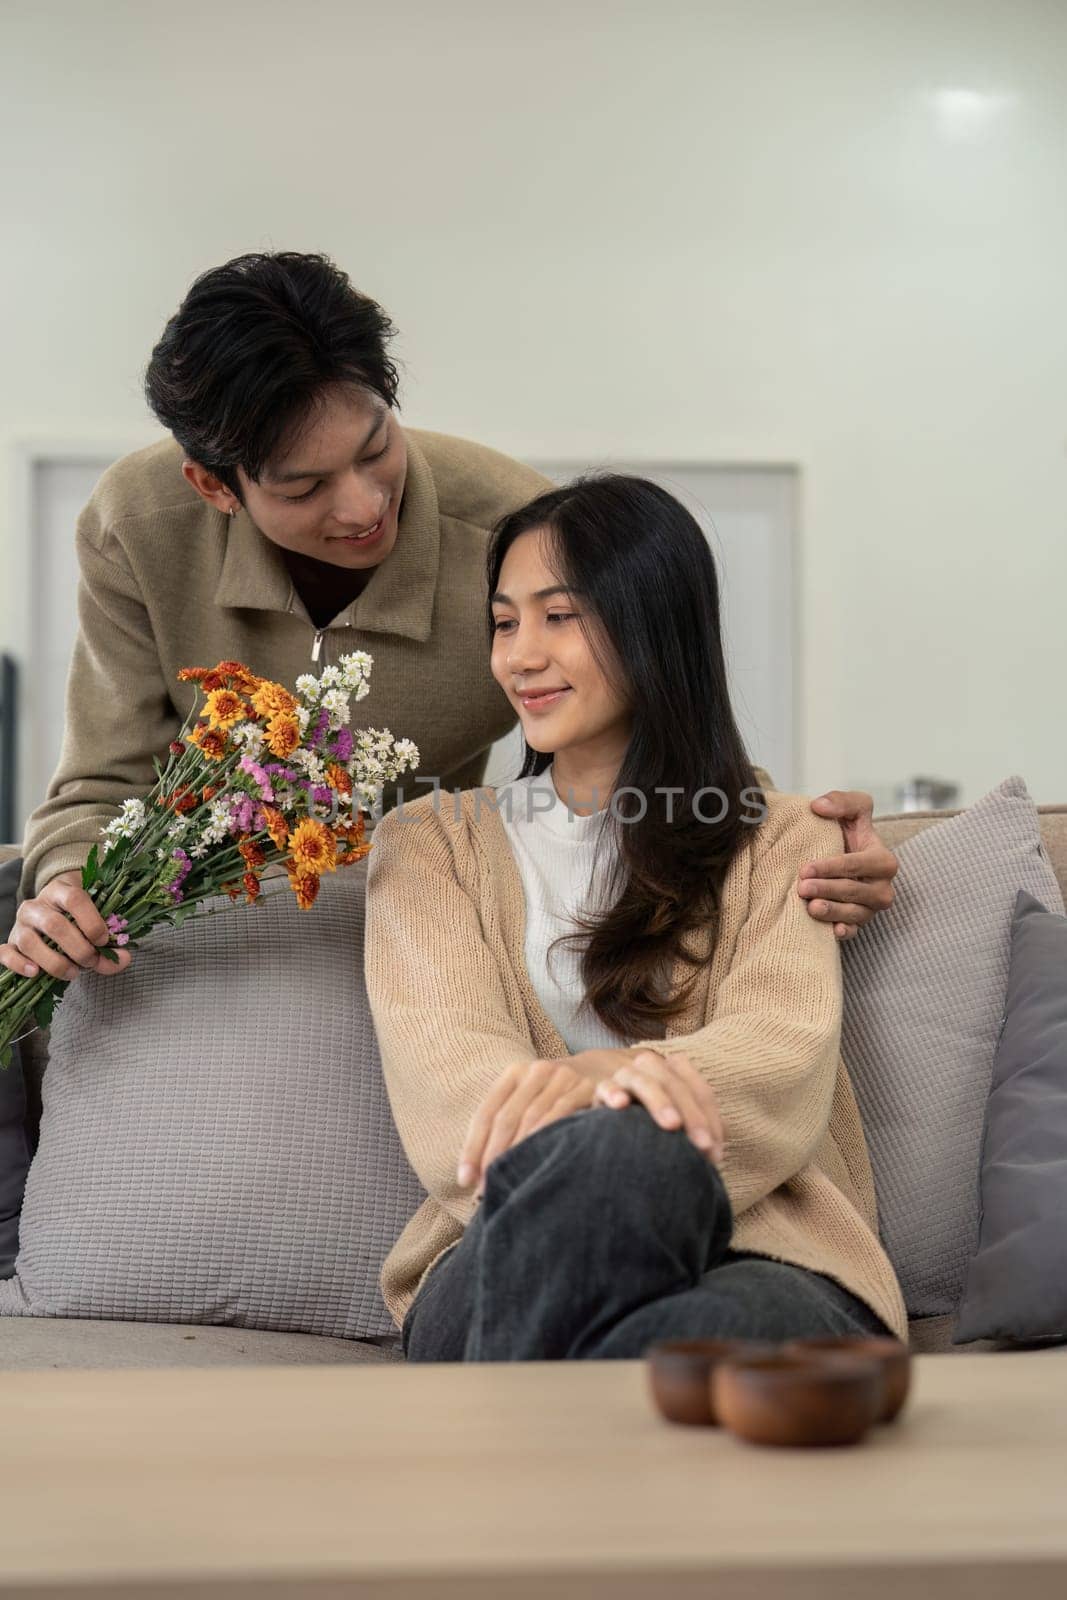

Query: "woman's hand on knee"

xmin=456 ymin=1058 xmax=595 ymax=1199
xmin=593 ymin=1049 xmax=726 ymax=1165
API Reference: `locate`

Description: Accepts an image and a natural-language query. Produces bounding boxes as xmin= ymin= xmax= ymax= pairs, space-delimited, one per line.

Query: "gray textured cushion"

xmin=0 ymin=856 xmax=31 ymax=1278
xmin=841 ymin=776 xmax=1064 ymax=1318
xmin=954 ymin=891 xmax=1067 ymax=1345
xmin=0 ymin=865 xmax=426 ymax=1336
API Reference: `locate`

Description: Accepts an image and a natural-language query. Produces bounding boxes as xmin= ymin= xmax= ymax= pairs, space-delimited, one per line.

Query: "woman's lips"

xmin=519 ymin=687 xmax=571 ymax=712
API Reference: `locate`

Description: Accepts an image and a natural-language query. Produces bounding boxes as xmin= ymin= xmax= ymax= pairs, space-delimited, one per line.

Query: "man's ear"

xmin=182 ymin=459 xmax=240 ymax=515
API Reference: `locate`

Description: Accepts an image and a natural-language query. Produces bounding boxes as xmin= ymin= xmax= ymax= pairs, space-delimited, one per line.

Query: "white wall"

xmin=2 ymin=0 xmax=1065 ymax=808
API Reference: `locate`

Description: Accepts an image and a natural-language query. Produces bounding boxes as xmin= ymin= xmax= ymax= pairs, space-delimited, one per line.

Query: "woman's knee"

xmin=573 ymin=1102 xmax=721 ymax=1188
xmin=509 ymin=1101 xmax=708 ymax=1166
xmin=485 ymin=1102 xmax=726 ymax=1219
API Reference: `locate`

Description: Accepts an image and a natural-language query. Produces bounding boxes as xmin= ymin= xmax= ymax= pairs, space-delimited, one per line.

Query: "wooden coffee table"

xmin=2 ymin=1351 xmax=1065 ymax=1598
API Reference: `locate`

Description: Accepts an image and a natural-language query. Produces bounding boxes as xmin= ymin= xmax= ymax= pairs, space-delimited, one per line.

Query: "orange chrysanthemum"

xmin=213 ymin=660 xmax=261 ymax=694
xmin=261 ymin=805 xmax=288 ymax=851
xmin=177 ymin=666 xmax=210 ymax=683
xmin=334 ymin=816 xmax=370 ymax=865
xmin=288 ymin=817 xmax=337 ymax=876
xmin=188 ymin=724 xmax=228 ymax=761
xmin=286 ymin=863 xmax=321 ymax=911
xmin=221 ymin=881 xmax=243 ymax=903
xmin=252 ymin=680 xmax=299 ymax=721
xmin=326 ymin=762 xmax=353 ymax=797
xmin=204 ymin=688 xmax=246 ymax=731
xmin=243 ymin=871 xmax=262 ymax=905
xmin=265 ymin=711 xmax=301 ymax=759
xmin=339 ymin=839 xmax=371 ymax=866
xmin=202 ymin=786 xmax=219 ymax=803
xmin=239 ymin=839 xmax=266 ymax=869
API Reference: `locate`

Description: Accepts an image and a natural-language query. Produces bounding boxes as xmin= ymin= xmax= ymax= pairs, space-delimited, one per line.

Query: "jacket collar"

xmin=214 ymin=430 xmax=440 ymax=643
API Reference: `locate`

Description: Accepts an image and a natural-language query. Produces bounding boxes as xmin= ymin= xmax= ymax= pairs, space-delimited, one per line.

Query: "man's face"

xmin=237 ymin=385 xmax=408 ymax=570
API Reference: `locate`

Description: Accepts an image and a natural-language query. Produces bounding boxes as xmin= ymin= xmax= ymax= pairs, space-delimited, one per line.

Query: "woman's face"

xmin=235 ymin=385 xmax=407 ymax=570
xmin=490 ymin=527 xmax=632 ymax=763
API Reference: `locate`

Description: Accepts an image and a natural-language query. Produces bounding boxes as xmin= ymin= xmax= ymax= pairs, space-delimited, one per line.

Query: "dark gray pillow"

xmin=953 ymin=892 xmax=1067 ymax=1345
xmin=0 ymin=857 xmax=31 ymax=1278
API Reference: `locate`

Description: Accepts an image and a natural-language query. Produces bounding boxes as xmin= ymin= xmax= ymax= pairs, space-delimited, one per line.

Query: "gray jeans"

xmin=402 ymin=1103 xmax=892 ymax=1362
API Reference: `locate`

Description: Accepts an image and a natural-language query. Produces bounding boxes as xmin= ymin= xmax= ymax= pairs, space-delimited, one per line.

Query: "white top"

xmin=495 ymin=766 xmax=631 ymax=1053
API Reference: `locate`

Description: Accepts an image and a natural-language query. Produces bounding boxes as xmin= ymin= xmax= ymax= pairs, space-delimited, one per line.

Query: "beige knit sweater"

xmin=19 ymin=430 xmax=552 ymax=900
xmin=365 ymin=786 xmax=909 ymax=1341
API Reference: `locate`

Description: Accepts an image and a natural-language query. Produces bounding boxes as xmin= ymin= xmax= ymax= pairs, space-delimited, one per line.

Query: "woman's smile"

xmin=519 ymin=686 xmax=572 ymax=712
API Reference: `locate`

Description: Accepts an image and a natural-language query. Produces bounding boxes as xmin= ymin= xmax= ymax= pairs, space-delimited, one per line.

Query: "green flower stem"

xmin=0 ymin=968 xmax=61 ymax=1038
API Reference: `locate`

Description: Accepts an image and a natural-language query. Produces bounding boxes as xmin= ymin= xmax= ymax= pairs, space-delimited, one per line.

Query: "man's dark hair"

xmin=145 ymin=251 xmax=400 ymax=497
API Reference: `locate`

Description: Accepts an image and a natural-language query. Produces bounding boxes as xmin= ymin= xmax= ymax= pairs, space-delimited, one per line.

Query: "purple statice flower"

xmin=262 ymin=763 xmax=298 ymax=783
xmin=312 ymin=785 xmax=334 ymax=806
xmin=229 ymin=793 xmax=255 ymax=836
xmin=238 ymin=754 xmax=274 ymax=803
xmin=310 ymin=708 xmax=331 ymax=749
xmin=106 ymin=913 xmax=130 ymax=948
xmin=166 ymin=847 xmax=193 ymax=904
xmin=331 ymin=727 xmax=354 ymax=763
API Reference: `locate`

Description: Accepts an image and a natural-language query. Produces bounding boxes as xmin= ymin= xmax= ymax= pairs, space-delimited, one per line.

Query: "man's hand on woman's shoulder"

xmin=798 ymin=790 xmax=899 ymax=942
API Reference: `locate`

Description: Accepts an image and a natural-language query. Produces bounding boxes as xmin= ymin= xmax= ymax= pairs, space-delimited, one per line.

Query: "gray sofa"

xmin=3 ymin=801 xmax=1066 ymax=1369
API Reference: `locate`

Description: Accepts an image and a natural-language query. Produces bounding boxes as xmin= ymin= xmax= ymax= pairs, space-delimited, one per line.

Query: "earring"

xmin=227 ymin=505 xmax=237 ymax=518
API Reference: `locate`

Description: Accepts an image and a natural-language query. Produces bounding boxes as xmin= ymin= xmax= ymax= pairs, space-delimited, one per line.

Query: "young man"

xmin=2 ymin=251 xmax=895 ymax=982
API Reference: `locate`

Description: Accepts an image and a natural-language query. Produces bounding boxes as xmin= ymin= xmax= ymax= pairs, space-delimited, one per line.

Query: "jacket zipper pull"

xmin=311 ymin=630 xmax=325 ymax=665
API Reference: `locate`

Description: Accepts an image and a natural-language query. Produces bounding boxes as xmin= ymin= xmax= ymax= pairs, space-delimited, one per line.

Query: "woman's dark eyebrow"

xmin=268 ymin=410 xmax=388 ymax=484
xmin=491 ymin=586 xmax=574 ymax=605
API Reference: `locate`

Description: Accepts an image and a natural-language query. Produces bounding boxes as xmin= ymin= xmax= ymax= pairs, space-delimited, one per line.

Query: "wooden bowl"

xmin=712 ymin=1352 xmax=882 ymax=1447
xmin=646 ymin=1338 xmax=778 ymax=1426
xmin=781 ymin=1335 xmax=912 ymax=1423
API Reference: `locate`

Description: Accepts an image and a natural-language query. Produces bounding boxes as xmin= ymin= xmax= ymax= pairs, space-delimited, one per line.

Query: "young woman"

xmin=2 ymin=251 xmax=895 ymax=984
xmin=364 ymin=475 xmax=908 ymax=1360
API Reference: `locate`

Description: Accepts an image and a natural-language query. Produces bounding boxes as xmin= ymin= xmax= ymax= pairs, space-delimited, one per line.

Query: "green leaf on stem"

xmin=100 ymin=833 xmax=132 ymax=874
xmin=33 ymin=991 xmax=59 ymax=1030
xmin=82 ymin=845 xmax=99 ymax=890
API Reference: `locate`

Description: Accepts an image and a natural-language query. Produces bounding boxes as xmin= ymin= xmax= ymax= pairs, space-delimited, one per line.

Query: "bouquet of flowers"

xmin=0 ymin=653 xmax=418 ymax=1068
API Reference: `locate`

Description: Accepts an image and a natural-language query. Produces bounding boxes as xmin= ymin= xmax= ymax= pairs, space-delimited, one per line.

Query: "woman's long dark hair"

xmin=485 ymin=475 xmax=763 ymax=1041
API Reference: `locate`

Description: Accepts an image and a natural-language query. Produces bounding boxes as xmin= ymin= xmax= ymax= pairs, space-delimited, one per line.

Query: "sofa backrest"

xmin=7 ymin=803 xmax=1067 ymax=1125
xmin=5 ymin=807 xmax=1067 ymax=1097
